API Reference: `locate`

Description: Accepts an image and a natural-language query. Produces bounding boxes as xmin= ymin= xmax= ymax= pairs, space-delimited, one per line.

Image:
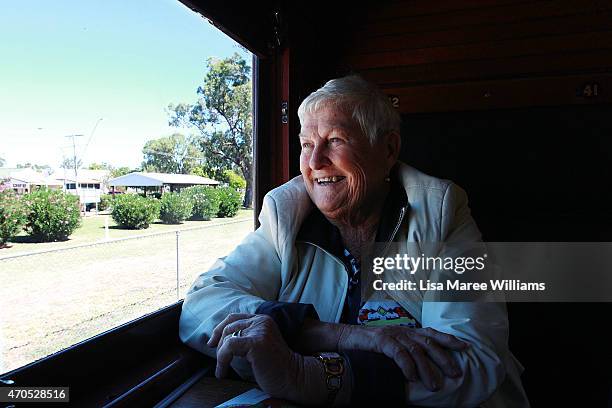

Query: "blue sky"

xmin=0 ymin=0 xmax=251 ymax=169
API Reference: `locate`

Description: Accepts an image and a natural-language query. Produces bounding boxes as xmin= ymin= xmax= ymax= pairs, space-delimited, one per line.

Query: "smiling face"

xmin=299 ymin=105 xmax=398 ymax=224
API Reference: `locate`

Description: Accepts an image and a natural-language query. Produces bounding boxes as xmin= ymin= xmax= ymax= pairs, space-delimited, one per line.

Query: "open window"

xmin=0 ymin=1 xmax=277 ymax=405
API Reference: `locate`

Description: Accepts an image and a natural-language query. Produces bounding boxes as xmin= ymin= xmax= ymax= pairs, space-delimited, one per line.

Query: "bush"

xmin=99 ymin=194 xmax=113 ymax=211
xmin=223 ymin=170 xmax=247 ymax=190
xmin=183 ymin=186 xmax=220 ymax=220
xmin=24 ymin=188 xmax=81 ymax=242
xmin=111 ymin=194 xmax=160 ymax=229
xmin=0 ymin=190 xmax=28 ymax=245
xmin=217 ymin=187 xmax=242 ymax=218
xmin=159 ymin=192 xmax=193 ymax=224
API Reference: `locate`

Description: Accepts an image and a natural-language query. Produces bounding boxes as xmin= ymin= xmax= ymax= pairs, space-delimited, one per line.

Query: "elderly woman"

xmin=179 ymin=76 xmax=528 ymax=407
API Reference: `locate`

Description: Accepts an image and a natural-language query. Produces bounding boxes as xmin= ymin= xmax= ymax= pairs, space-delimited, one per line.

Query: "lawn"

xmin=1 ymin=209 xmax=254 ymax=258
xmin=0 ymin=210 xmax=255 ymax=373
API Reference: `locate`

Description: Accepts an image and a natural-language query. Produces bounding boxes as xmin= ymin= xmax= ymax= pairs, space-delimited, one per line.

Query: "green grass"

xmin=2 ymin=209 xmax=253 ymax=257
xmin=0 ymin=213 xmax=254 ymax=373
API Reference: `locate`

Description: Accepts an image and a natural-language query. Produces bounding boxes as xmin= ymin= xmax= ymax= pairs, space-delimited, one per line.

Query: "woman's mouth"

xmin=315 ymin=176 xmax=346 ymax=185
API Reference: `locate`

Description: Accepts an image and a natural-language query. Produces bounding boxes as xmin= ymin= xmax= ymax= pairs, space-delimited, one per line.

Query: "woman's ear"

xmin=385 ymin=130 xmax=401 ymax=166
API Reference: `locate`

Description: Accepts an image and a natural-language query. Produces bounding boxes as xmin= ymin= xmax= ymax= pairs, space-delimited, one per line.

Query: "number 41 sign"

xmin=577 ymin=82 xmax=600 ymax=98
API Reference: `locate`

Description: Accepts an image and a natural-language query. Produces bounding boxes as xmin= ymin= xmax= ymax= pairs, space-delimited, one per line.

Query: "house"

xmin=108 ymin=172 xmax=219 ymax=193
xmin=53 ymin=168 xmax=111 ymax=210
xmin=0 ymin=168 xmax=62 ymax=194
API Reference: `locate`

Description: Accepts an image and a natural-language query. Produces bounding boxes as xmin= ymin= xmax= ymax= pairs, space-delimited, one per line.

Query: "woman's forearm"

xmin=293 ymin=319 xmax=350 ymax=353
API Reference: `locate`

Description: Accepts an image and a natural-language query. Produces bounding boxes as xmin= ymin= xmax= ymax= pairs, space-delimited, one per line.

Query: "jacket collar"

xmin=295 ymin=167 xmax=409 ymax=255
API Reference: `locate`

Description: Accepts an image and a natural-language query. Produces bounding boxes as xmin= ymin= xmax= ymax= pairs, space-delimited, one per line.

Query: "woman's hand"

xmin=207 ymin=313 xmax=328 ymax=403
xmin=339 ymin=325 xmax=469 ymax=391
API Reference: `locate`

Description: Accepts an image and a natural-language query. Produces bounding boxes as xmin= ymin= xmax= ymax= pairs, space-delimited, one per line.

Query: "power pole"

xmin=65 ymin=134 xmax=84 ymax=211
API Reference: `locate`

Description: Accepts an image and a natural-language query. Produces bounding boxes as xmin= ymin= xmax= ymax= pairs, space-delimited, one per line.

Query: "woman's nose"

xmin=309 ymin=144 xmax=331 ymax=170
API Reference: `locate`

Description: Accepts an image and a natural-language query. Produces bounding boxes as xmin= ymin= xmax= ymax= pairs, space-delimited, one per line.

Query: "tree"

xmin=60 ymin=157 xmax=82 ymax=170
xmin=17 ymin=163 xmax=53 ymax=174
xmin=88 ymin=162 xmax=112 ymax=170
xmin=168 ymin=53 xmax=253 ymax=207
xmin=0 ymin=156 xmax=5 ymax=167
xmin=141 ymin=133 xmax=202 ymax=174
xmin=189 ymin=165 xmax=209 ymax=178
xmin=110 ymin=166 xmax=133 ymax=178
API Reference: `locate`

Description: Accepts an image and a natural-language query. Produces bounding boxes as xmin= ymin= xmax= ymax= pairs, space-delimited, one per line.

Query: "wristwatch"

xmin=315 ymin=352 xmax=344 ymax=405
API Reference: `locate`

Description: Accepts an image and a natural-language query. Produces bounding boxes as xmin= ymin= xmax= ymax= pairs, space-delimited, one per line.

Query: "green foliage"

xmin=99 ymin=194 xmax=113 ymax=211
xmin=23 ymin=188 xmax=81 ymax=242
xmin=189 ymin=165 xmax=209 ymax=178
xmin=223 ymin=169 xmax=246 ymax=190
xmin=168 ymin=53 xmax=253 ymax=207
xmin=141 ymin=133 xmax=202 ymax=174
xmin=88 ymin=162 xmax=112 ymax=170
xmin=159 ymin=192 xmax=193 ymax=224
xmin=0 ymin=190 xmax=28 ymax=245
xmin=183 ymin=186 xmax=220 ymax=220
xmin=111 ymin=194 xmax=160 ymax=229
xmin=216 ymin=187 xmax=242 ymax=218
xmin=110 ymin=166 xmax=133 ymax=178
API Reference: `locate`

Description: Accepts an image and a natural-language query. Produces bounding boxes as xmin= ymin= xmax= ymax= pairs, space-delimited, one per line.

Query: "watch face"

xmin=327 ymin=376 xmax=342 ymax=388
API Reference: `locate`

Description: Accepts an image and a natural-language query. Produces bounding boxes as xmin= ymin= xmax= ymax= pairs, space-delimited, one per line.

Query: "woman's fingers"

xmin=396 ymin=337 xmax=442 ymax=391
xmin=420 ymin=327 xmax=470 ymax=350
xmin=207 ymin=313 xmax=253 ymax=347
xmin=379 ymin=338 xmax=418 ymax=382
xmin=215 ymin=336 xmax=251 ymax=378
xmin=411 ymin=334 xmax=462 ymax=378
xmin=216 ymin=319 xmax=252 ymax=351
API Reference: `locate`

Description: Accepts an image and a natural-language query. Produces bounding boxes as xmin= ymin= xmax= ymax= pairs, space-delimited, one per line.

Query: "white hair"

xmin=297 ymin=75 xmax=401 ymax=145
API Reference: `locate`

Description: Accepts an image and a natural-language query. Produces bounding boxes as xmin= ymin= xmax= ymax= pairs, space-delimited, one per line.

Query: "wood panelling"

xmin=333 ymin=0 xmax=612 ymax=112
xmin=384 ymin=72 xmax=612 ymax=113
xmin=361 ymin=50 xmax=612 ymax=86
xmin=358 ymin=0 xmax=612 ymax=37
xmin=347 ymin=31 xmax=612 ymax=70
xmin=351 ymin=10 xmax=612 ymax=54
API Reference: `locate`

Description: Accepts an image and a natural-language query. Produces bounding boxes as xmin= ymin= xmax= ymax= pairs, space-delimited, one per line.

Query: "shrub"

xmin=0 ymin=190 xmax=28 ymax=245
xmin=223 ymin=170 xmax=247 ymax=190
xmin=183 ymin=186 xmax=220 ymax=220
xmin=217 ymin=187 xmax=242 ymax=218
xmin=99 ymin=194 xmax=113 ymax=211
xmin=111 ymin=194 xmax=160 ymax=229
xmin=24 ymin=188 xmax=81 ymax=242
xmin=159 ymin=192 xmax=193 ymax=224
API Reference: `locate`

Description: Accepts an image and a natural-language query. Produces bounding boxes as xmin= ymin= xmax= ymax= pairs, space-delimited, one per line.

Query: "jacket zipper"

xmin=381 ymin=205 xmax=408 ymax=257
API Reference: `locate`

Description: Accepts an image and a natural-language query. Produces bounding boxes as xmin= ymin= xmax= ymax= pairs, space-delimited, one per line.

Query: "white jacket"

xmin=180 ymin=162 xmax=529 ymax=407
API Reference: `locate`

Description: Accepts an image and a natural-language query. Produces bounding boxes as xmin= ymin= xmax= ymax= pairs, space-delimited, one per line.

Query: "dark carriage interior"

xmin=3 ymin=0 xmax=612 ymax=406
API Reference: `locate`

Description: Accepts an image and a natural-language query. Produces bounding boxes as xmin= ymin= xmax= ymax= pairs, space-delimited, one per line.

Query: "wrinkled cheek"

xmin=346 ymin=165 xmax=367 ymax=209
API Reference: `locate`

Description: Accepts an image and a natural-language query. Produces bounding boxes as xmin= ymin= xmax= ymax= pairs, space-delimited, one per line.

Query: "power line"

xmin=81 ymin=118 xmax=103 ymax=161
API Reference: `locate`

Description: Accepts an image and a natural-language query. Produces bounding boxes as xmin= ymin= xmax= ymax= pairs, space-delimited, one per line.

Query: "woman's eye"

xmin=301 ymin=142 xmax=312 ymax=149
xmin=329 ymin=137 xmax=342 ymax=144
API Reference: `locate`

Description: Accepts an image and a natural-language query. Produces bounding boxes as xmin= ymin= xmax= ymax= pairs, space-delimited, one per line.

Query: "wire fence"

xmin=0 ymin=218 xmax=253 ymax=373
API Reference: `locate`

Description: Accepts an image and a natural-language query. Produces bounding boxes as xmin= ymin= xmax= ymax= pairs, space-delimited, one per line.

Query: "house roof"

xmin=53 ymin=169 xmax=109 ymax=183
xmin=6 ymin=168 xmax=62 ymax=186
xmin=107 ymin=172 xmax=220 ymax=187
